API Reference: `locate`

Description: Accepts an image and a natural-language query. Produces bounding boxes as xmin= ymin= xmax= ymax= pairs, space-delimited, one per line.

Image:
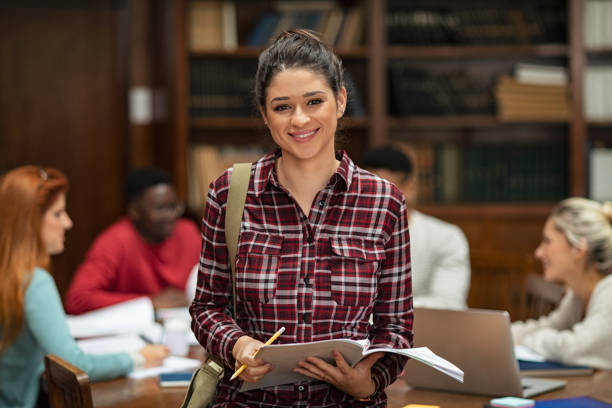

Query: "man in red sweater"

xmin=65 ymin=167 xmax=201 ymax=314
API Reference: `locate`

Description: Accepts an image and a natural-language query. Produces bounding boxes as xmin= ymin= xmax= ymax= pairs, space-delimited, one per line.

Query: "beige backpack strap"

xmin=224 ymin=162 xmax=251 ymax=316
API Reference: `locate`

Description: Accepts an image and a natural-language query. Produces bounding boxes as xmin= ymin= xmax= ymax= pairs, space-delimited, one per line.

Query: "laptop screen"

xmin=403 ymin=308 xmax=565 ymax=397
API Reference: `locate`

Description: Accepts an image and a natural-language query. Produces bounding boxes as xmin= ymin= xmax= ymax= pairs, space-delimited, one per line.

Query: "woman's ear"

xmin=337 ymin=86 xmax=347 ymax=119
xmin=259 ymin=106 xmax=268 ymax=127
xmin=571 ymin=238 xmax=588 ymax=260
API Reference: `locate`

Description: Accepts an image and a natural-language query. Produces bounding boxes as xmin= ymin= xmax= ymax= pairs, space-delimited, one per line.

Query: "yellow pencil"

xmin=230 ymin=326 xmax=285 ymax=381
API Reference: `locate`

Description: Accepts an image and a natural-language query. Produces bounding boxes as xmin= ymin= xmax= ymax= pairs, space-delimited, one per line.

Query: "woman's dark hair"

xmin=254 ymin=29 xmax=344 ymax=110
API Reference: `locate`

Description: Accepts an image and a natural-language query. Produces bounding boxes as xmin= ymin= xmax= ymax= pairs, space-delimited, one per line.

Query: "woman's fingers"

xmin=295 ymin=356 xmax=340 ymax=383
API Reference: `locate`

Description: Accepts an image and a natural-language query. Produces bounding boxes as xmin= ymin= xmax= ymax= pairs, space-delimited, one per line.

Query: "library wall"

xmin=164 ymin=0 xmax=591 ymax=320
xmin=2 ymin=0 xmax=611 ymax=318
xmin=0 ymin=1 xmax=131 ymax=297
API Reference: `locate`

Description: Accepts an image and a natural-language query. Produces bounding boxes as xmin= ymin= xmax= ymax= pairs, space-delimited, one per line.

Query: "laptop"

xmin=403 ymin=308 xmax=566 ymax=398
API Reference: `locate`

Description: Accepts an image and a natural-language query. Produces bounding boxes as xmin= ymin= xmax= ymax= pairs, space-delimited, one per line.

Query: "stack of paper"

xmin=76 ymin=333 xmax=200 ymax=379
xmin=66 ymin=297 xmax=156 ymax=338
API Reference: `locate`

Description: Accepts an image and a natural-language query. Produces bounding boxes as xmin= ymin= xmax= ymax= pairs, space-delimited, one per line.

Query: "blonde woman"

xmin=512 ymin=197 xmax=612 ymax=370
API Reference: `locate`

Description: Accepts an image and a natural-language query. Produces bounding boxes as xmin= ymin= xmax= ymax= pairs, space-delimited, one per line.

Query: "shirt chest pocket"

xmin=235 ymin=231 xmax=283 ymax=303
xmin=328 ymin=237 xmax=384 ymax=307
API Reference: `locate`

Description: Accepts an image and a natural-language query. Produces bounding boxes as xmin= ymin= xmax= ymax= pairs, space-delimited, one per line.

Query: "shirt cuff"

xmin=221 ymin=328 xmax=248 ymax=367
xmin=130 ymin=351 xmax=146 ymax=370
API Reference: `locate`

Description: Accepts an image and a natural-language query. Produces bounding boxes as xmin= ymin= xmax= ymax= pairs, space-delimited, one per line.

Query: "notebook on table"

xmin=403 ymin=308 xmax=566 ymax=398
xmin=518 ymin=360 xmax=594 ymax=376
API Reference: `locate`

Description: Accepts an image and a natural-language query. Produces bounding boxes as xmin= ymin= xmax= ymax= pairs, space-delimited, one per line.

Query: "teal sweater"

xmin=0 ymin=268 xmax=133 ymax=408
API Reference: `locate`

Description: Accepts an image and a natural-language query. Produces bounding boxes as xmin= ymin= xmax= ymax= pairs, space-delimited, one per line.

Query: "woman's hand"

xmin=139 ymin=345 xmax=170 ymax=368
xmin=232 ymin=335 xmax=273 ymax=383
xmin=293 ymin=351 xmax=383 ymax=400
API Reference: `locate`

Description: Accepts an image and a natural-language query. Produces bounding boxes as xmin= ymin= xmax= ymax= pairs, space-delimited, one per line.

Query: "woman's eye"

xmin=273 ymin=104 xmax=290 ymax=112
xmin=307 ymin=98 xmax=323 ymax=105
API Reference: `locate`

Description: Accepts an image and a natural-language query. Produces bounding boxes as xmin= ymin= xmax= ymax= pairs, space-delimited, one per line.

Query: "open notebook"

xmin=403 ymin=308 xmax=566 ymax=398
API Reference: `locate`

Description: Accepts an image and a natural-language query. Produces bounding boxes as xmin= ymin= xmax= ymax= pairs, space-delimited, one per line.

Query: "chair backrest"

xmin=44 ymin=354 xmax=93 ymax=408
xmin=523 ymin=273 xmax=565 ymax=319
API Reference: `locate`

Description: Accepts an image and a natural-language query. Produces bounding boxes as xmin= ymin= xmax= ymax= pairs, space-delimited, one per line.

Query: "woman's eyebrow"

xmin=270 ymin=90 xmax=325 ymax=103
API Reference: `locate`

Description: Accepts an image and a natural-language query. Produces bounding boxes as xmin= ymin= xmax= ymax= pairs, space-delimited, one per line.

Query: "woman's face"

xmin=41 ymin=192 xmax=73 ymax=255
xmin=261 ymin=68 xmax=346 ymax=163
xmin=534 ymin=217 xmax=578 ymax=284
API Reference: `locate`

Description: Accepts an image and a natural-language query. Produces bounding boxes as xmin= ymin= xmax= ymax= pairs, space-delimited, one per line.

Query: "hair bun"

xmin=602 ymin=201 xmax=612 ymax=224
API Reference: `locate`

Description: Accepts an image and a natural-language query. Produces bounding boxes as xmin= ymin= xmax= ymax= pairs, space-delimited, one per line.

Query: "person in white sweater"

xmin=512 ymin=197 xmax=612 ymax=370
xmin=362 ymin=146 xmax=471 ymax=309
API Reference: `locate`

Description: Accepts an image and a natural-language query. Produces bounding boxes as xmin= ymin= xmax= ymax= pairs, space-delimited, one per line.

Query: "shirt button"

xmin=298 ymin=385 xmax=305 ymax=391
xmin=307 ymin=235 xmax=313 ymax=244
xmin=304 ymin=275 xmax=310 ymax=285
xmin=302 ymin=313 xmax=309 ymax=323
xmin=318 ymin=200 xmax=325 ymax=207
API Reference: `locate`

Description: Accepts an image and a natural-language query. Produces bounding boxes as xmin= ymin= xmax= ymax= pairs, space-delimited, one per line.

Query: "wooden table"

xmin=92 ymin=370 xmax=612 ymax=407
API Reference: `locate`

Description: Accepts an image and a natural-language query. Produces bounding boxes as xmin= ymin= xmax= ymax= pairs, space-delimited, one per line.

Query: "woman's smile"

xmin=290 ymin=128 xmax=319 ymax=142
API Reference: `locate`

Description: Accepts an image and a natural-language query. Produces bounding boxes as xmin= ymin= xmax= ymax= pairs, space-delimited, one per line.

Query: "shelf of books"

xmin=183 ymin=0 xmax=368 ymax=212
xmin=387 ymin=44 xmax=569 ymax=59
xmin=173 ymin=0 xmax=609 ymax=215
xmin=583 ymin=0 xmax=612 ymax=202
xmin=160 ymin=0 xmax=610 ymax=316
xmin=379 ymin=0 xmax=577 ymax=212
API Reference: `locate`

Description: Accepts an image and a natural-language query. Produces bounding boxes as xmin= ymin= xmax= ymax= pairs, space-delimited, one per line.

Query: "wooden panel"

xmin=0 ymin=1 xmax=129 ymax=297
xmin=436 ymin=213 xmax=547 ymax=320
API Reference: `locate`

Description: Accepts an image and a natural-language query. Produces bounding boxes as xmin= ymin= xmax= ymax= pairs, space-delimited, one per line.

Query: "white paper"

xmin=383 ymin=346 xmax=463 ymax=382
xmin=66 ymin=297 xmax=155 ymax=338
xmin=77 ymin=334 xmax=146 ymax=354
xmin=241 ymin=339 xmax=463 ymax=391
xmin=514 ymin=345 xmax=546 ymax=362
xmin=156 ymin=307 xmax=191 ymax=322
xmin=128 ymin=356 xmax=201 ymax=379
xmin=156 ymin=307 xmax=199 ymax=345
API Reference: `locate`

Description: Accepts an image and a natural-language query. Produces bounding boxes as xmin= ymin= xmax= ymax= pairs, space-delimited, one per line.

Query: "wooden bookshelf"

xmin=159 ymin=0 xmax=596 ymax=203
xmin=190 ymin=46 xmax=368 ymax=59
xmin=155 ymin=0 xmax=601 ymax=315
xmin=191 ymin=116 xmax=368 ymax=130
xmin=388 ymin=115 xmax=573 ymax=129
xmin=387 ymin=44 xmax=569 ymax=59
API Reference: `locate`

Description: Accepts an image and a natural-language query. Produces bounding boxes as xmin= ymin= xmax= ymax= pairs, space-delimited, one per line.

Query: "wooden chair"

xmin=522 ymin=273 xmax=565 ymax=320
xmin=44 ymin=354 xmax=93 ymax=408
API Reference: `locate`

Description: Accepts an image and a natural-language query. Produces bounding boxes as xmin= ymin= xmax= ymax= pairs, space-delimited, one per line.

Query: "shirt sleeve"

xmin=413 ymin=224 xmax=470 ymax=309
xmin=189 ymin=176 xmax=245 ymax=368
xmin=516 ymin=292 xmax=612 ymax=370
xmin=26 ymin=269 xmax=133 ymax=381
xmin=64 ymin=231 xmax=141 ymax=314
xmin=370 ymin=196 xmax=414 ymax=390
xmin=511 ymin=292 xmax=581 ymax=343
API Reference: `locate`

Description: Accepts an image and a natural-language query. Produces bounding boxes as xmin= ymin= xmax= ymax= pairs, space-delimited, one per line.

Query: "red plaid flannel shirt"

xmin=191 ymin=150 xmax=413 ymax=407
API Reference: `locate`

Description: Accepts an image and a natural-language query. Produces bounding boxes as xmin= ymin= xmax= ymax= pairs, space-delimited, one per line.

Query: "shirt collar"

xmin=253 ymin=149 xmax=354 ymax=197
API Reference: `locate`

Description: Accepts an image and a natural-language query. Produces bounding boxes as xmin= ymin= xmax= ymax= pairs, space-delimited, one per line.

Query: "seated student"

xmin=512 ymin=197 xmax=612 ymax=370
xmin=65 ymin=167 xmax=200 ymax=314
xmin=362 ymin=146 xmax=471 ymax=309
xmin=0 ymin=166 xmax=168 ymax=408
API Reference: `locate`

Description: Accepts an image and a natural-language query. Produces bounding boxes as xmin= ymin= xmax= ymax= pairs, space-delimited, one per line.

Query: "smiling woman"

xmin=189 ymin=29 xmax=414 ymax=407
xmin=512 ymin=197 xmax=612 ymax=371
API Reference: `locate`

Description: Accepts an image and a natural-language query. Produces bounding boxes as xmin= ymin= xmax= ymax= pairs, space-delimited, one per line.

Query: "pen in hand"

xmin=139 ymin=333 xmax=156 ymax=344
xmin=230 ymin=326 xmax=285 ymax=381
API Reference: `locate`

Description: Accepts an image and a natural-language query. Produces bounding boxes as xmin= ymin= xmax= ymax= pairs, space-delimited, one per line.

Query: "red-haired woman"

xmin=0 ymin=166 xmax=169 ymax=408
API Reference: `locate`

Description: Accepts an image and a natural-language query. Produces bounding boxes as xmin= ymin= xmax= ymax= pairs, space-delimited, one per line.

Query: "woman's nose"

xmin=64 ymin=214 xmax=74 ymax=230
xmin=291 ymin=106 xmax=309 ymax=126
